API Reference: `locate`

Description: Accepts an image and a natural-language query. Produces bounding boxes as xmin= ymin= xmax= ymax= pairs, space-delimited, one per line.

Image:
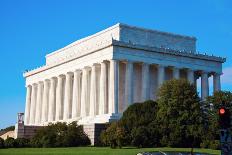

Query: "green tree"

xmin=201 ymin=91 xmax=232 ymax=149
xmin=100 ymin=100 xmax=159 ymax=148
xmin=156 ymin=79 xmax=204 ymax=147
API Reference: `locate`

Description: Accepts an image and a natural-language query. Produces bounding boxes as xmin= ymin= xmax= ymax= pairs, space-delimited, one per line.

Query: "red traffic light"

xmin=219 ymin=108 xmax=226 ymax=115
xmin=218 ymin=107 xmax=231 ymax=129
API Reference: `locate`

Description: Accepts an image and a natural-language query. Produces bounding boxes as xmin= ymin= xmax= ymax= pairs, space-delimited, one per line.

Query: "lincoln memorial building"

xmin=16 ymin=23 xmax=225 ymax=144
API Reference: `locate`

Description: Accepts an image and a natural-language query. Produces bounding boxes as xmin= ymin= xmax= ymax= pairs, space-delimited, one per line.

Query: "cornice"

xmin=112 ymin=40 xmax=226 ymax=63
xmin=24 ymin=39 xmax=226 ymax=78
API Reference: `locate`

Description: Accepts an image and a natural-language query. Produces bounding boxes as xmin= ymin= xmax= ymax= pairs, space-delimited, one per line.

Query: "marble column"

xmin=55 ymin=75 xmax=63 ymax=121
xmin=201 ymin=72 xmax=209 ymax=100
xmin=99 ymin=62 xmax=107 ymax=115
xmin=64 ymin=73 xmax=73 ymax=120
xmin=72 ymin=70 xmax=81 ymax=118
xmin=41 ymin=80 xmax=49 ymax=123
xmin=48 ymin=78 xmax=56 ymax=122
xmin=81 ymin=68 xmax=88 ymax=117
xmin=109 ymin=60 xmax=119 ymax=114
xmin=187 ymin=69 xmax=195 ymax=84
xmin=157 ymin=65 xmax=165 ymax=87
xmin=125 ymin=61 xmax=133 ymax=106
xmin=24 ymin=85 xmax=32 ymax=125
xmin=173 ymin=67 xmax=180 ymax=79
xmin=213 ymin=73 xmax=221 ymax=93
xmin=29 ymin=84 xmax=37 ymax=125
xmin=35 ymin=82 xmax=43 ymax=125
xmin=141 ymin=63 xmax=150 ymax=101
xmin=90 ymin=65 xmax=97 ymax=117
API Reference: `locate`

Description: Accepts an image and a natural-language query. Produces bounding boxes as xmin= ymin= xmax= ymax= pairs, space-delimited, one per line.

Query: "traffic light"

xmin=218 ymin=107 xmax=231 ymax=129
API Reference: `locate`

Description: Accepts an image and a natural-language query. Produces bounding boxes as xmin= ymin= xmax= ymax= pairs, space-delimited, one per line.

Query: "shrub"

xmin=100 ymin=122 xmax=126 ymax=148
xmin=4 ymin=137 xmax=15 ymax=148
xmin=14 ymin=138 xmax=30 ymax=148
xmin=30 ymin=122 xmax=90 ymax=148
xmin=200 ymin=140 xmax=220 ymax=150
xmin=0 ymin=137 xmax=4 ymax=149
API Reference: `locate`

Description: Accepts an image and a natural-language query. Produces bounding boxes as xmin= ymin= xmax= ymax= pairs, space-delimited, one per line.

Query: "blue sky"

xmin=0 ymin=0 xmax=231 ymax=129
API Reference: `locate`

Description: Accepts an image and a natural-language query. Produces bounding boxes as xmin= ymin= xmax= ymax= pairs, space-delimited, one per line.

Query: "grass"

xmin=0 ymin=147 xmax=220 ymax=155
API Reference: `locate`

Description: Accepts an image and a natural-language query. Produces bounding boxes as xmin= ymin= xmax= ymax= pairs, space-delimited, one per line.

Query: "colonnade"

xmin=24 ymin=59 xmax=221 ymax=125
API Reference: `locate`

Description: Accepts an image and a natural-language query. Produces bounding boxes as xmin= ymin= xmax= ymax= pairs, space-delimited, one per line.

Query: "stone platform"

xmin=15 ymin=122 xmax=107 ymax=145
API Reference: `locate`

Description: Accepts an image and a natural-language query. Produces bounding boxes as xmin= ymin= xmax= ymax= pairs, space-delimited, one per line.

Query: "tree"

xmin=100 ymin=100 xmax=159 ymax=148
xmin=156 ymin=79 xmax=204 ymax=147
xmin=201 ymin=91 xmax=232 ymax=149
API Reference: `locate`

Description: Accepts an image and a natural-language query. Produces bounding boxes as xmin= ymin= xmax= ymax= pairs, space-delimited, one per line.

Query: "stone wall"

xmin=120 ymin=24 xmax=196 ymax=52
xmin=15 ymin=123 xmax=42 ymax=139
xmin=15 ymin=122 xmax=106 ymax=146
xmin=83 ymin=123 xmax=107 ymax=145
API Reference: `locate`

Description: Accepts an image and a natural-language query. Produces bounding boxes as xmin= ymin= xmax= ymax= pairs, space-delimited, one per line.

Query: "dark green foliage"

xmin=101 ymin=79 xmax=213 ymax=148
xmin=4 ymin=137 xmax=16 ymax=148
xmin=101 ymin=100 xmax=159 ymax=148
xmin=0 ymin=126 xmax=15 ymax=132
xmin=30 ymin=122 xmax=90 ymax=148
xmin=201 ymin=91 xmax=232 ymax=149
xmin=63 ymin=122 xmax=90 ymax=147
xmin=120 ymin=100 xmax=158 ymax=133
xmin=100 ymin=122 xmax=126 ymax=148
xmin=0 ymin=138 xmax=4 ymax=148
xmin=200 ymin=140 xmax=220 ymax=150
xmin=156 ymin=79 xmax=203 ymax=147
xmin=14 ymin=138 xmax=30 ymax=148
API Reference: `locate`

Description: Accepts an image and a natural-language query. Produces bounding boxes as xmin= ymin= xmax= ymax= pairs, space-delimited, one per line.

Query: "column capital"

xmin=32 ymin=83 xmax=38 ymax=86
xmin=37 ymin=81 xmax=44 ymax=85
xmin=50 ymin=77 xmax=57 ymax=81
xmin=157 ymin=64 xmax=167 ymax=68
xmin=57 ymin=74 xmax=65 ymax=78
xmin=83 ymin=66 xmax=91 ymax=71
xmin=65 ymin=72 xmax=74 ymax=76
xmin=172 ymin=66 xmax=182 ymax=70
xmin=73 ymin=69 xmax=82 ymax=74
xmin=26 ymin=84 xmax=32 ymax=88
xmin=200 ymin=70 xmax=209 ymax=75
xmin=44 ymin=79 xmax=50 ymax=83
xmin=187 ymin=68 xmax=195 ymax=71
xmin=213 ymin=72 xmax=222 ymax=76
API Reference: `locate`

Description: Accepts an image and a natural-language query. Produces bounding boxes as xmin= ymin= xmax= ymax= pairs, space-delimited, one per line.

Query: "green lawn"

xmin=0 ymin=147 xmax=220 ymax=155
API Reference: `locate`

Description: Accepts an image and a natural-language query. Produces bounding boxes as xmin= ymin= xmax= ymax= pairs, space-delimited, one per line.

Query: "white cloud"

xmin=222 ymin=66 xmax=232 ymax=85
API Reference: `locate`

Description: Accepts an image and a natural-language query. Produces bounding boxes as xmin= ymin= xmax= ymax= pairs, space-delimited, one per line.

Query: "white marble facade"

xmin=23 ymin=23 xmax=225 ymax=126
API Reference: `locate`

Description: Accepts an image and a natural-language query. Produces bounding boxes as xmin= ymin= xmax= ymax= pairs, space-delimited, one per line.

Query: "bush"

xmin=100 ymin=122 xmax=126 ymax=148
xmin=0 ymin=137 xmax=4 ymax=148
xmin=30 ymin=122 xmax=90 ymax=148
xmin=200 ymin=140 xmax=220 ymax=150
xmin=4 ymin=137 xmax=15 ymax=148
xmin=14 ymin=138 xmax=30 ymax=148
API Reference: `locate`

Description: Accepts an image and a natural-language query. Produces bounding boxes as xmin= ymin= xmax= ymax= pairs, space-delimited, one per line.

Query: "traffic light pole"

xmin=220 ymin=129 xmax=232 ymax=155
xmin=219 ymin=106 xmax=232 ymax=155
